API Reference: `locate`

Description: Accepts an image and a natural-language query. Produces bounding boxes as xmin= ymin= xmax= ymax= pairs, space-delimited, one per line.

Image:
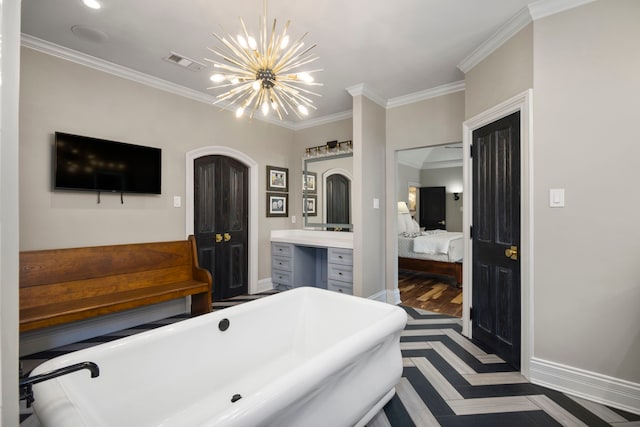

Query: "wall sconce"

xmin=453 ymin=193 xmax=460 ymax=201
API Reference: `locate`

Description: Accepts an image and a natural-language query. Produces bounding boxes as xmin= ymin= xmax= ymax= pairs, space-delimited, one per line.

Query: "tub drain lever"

xmin=19 ymin=361 xmax=100 ymax=407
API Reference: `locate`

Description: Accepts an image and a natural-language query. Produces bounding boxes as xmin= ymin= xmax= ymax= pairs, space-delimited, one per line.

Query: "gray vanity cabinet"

xmin=327 ymin=247 xmax=353 ymax=295
xmin=271 ymin=242 xmax=294 ymax=290
xmin=271 ymin=242 xmax=353 ymax=294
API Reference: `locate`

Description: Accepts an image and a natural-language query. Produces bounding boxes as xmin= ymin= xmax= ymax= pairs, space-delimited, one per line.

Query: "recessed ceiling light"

xmin=83 ymin=0 xmax=101 ymax=10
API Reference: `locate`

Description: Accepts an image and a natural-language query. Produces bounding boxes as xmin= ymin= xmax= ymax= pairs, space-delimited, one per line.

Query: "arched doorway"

xmin=185 ymin=146 xmax=259 ymax=295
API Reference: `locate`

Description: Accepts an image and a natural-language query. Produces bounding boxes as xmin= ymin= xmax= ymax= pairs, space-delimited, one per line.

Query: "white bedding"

xmin=398 ymin=232 xmax=464 ymax=263
xmin=413 ymin=231 xmax=463 ymax=255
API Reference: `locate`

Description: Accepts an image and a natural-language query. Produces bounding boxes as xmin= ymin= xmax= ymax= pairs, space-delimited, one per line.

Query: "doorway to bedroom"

xmin=396 ymin=144 xmax=463 ymax=317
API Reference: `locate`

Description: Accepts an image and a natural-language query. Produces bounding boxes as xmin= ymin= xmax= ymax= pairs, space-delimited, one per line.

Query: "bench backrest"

xmin=20 ymin=237 xmax=209 ymax=310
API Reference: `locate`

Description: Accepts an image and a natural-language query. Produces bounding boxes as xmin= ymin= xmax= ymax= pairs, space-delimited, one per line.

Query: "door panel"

xmin=326 ymin=174 xmax=350 ymax=229
xmin=472 ymin=111 xmax=521 ymax=369
xmin=194 ymin=156 xmax=248 ymax=301
xmin=419 ymin=186 xmax=446 ymax=230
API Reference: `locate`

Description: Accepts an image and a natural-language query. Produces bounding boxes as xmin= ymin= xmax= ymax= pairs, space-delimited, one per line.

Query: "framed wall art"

xmin=267 ymin=192 xmax=288 ymax=217
xmin=266 ymin=165 xmax=289 ymax=192
xmin=303 ymin=194 xmax=317 ymax=216
xmin=302 ymin=171 xmax=317 ymax=193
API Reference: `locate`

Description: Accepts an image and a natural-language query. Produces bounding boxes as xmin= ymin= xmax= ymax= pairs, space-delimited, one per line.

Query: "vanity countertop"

xmin=270 ymin=229 xmax=353 ymax=249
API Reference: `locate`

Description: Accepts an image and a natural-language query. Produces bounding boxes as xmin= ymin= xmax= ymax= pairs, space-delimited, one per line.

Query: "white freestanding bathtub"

xmin=30 ymin=287 xmax=407 ymax=427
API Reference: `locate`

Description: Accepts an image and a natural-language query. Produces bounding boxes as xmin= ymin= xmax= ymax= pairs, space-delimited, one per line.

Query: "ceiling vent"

xmin=163 ymin=52 xmax=206 ymax=72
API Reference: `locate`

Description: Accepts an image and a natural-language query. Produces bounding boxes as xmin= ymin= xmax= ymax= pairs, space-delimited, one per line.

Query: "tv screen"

xmin=54 ymin=132 xmax=161 ymax=194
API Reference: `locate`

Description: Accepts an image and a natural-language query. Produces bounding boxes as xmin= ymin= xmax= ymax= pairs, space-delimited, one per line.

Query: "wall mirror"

xmin=303 ymin=144 xmax=353 ymax=231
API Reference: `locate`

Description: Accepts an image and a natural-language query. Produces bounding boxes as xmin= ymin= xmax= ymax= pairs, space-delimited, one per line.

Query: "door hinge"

xmin=470 ymin=226 xmax=473 ymax=239
xmin=470 ymin=144 xmax=474 ymax=158
xmin=469 ymin=306 xmax=473 ymax=320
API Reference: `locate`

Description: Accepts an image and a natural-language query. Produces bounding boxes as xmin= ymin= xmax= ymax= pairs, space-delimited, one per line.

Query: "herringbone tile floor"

xmin=19 ymin=291 xmax=640 ymax=426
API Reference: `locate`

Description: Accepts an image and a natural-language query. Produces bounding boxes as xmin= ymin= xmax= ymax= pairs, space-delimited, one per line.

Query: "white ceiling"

xmin=21 ymin=0 xmax=538 ymax=126
xmin=397 ymin=143 xmax=463 ymax=170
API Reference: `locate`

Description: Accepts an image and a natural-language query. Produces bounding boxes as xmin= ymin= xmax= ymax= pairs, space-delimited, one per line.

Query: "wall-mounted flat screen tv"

xmin=54 ymin=132 xmax=161 ymax=194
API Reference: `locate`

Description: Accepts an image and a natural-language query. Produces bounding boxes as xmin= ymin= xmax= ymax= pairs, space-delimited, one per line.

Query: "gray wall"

xmin=19 ymin=48 xmax=295 ymax=281
xmin=531 ymin=0 xmax=640 ymax=383
xmin=465 ymin=23 xmax=533 ymax=120
xmin=354 ymin=95 xmax=387 ymax=299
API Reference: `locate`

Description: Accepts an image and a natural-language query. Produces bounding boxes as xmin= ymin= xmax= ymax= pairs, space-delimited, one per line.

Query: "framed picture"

xmin=302 ymin=171 xmax=317 ymax=193
xmin=303 ymin=194 xmax=317 ymax=216
xmin=267 ymin=192 xmax=288 ymax=217
xmin=267 ymin=165 xmax=289 ymax=192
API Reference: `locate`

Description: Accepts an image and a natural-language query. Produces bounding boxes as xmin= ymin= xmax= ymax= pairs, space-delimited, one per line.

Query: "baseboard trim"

xmin=530 ymin=357 xmax=640 ymax=415
xmin=389 ymin=288 xmax=401 ymax=305
xmin=256 ymin=278 xmax=274 ymax=294
xmin=367 ymin=290 xmax=388 ymax=302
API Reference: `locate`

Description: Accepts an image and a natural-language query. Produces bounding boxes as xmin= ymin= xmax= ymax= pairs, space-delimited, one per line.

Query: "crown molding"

xmin=387 ymin=81 xmax=465 ymax=109
xmin=289 ymin=110 xmax=353 ymax=130
xmin=346 ymin=83 xmax=387 ymax=109
xmin=457 ymin=7 xmax=532 ymax=73
xmin=528 ymin=0 xmax=597 ymax=20
xmin=458 ymin=0 xmax=597 ymax=74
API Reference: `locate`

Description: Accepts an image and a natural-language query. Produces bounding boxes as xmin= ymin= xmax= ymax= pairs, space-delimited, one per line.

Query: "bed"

xmin=397 ymin=212 xmax=463 ymax=285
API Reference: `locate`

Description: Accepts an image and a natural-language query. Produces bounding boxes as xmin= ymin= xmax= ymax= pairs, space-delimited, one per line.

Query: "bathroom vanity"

xmin=271 ymin=230 xmax=354 ymax=295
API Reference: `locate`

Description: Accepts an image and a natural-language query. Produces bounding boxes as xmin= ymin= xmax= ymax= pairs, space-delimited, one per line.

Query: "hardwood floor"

xmin=398 ymin=269 xmax=462 ymax=318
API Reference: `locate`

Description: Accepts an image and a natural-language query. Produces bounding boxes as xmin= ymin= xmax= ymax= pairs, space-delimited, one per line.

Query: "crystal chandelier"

xmin=206 ymin=0 xmax=322 ymax=120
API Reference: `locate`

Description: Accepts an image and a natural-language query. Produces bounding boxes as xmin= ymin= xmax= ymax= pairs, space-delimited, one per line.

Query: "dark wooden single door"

xmin=326 ymin=174 xmax=350 ymax=230
xmin=194 ymin=156 xmax=248 ymax=301
xmin=419 ymin=186 xmax=446 ymax=230
xmin=472 ymin=111 xmax=521 ymax=369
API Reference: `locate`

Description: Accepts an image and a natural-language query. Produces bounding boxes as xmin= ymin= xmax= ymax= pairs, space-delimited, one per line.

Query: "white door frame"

xmin=462 ymin=89 xmax=533 ymax=378
xmin=185 ymin=146 xmax=259 ymax=295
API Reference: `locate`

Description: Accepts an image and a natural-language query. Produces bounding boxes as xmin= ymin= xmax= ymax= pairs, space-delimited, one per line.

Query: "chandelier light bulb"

xmin=210 ymin=74 xmax=225 ymax=83
xmin=297 ymin=105 xmax=309 ymax=116
xmin=247 ymin=36 xmax=257 ymax=51
xmin=237 ymin=35 xmax=248 ymax=49
xmin=235 ymin=106 xmax=245 ymax=118
xmin=297 ymin=72 xmax=313 ymax=83
xmin=230 ymin=76 xmax=240 ymax=84
xmin=83 ymin=0 xmax=101 ymax=9
xmin=252 ymin=81 xmax=261 ymax=91
xmin=280 ymin=35 xmax=290 ymax=49
xmin=261 ymin=101 xmax=269 ymax=116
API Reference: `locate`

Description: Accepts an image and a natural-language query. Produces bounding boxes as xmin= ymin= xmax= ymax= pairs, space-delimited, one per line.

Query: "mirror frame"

xmin=303 ymin=153 xmax=353 ymax=230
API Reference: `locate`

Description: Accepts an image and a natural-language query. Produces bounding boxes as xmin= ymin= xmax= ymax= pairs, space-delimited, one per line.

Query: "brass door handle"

xmin=505 ymin=245 xmax=518 ymax=260
xmin=438 ymin=220 xmax=445 ymax=225
xmin=215 ymin=234 xmax=222 ymax=243
xmin=224 ymin=233 xmax=231 ymax=242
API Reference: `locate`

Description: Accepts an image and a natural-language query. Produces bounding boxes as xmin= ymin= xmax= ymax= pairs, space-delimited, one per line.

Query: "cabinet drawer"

xmin=272 ymin=255 xmax=292 ymax=272
xmin=272 ymin=269 xmax=293 ymax=287
xmin=272 ymin=242 xmax=293 ymax=257
xmin=328 ymin=280 xmax=353 ymax=295
xmin=328 ymin=263 xmax=353 ymax=283
xmin=328 ymin=247 xmax=353 ymax=266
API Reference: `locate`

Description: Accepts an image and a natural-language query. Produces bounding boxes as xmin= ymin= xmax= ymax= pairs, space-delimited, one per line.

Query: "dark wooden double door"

xmin=194 ymin=156 xmax=248 ymax=301
xmin=472 ymin=111 xmax=521 ymax=370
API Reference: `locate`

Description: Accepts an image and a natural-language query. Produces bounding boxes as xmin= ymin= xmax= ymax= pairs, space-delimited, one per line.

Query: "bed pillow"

xmin=397 ymin=213 xmax=407 ymax=234
xmin=397 ymin=213 xmax=414 ymax=234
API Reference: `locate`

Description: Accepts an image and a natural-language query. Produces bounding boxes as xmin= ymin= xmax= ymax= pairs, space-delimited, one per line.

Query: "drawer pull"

xmin=338 ymin=289 xmax=343 ymax=293
xmin=338 ymin=272 xmax=343 ymax=276
xmin=338 ymin=255 xmax=343 ymax=259
xmin=278 ymin=262 xmax=282 ymax=265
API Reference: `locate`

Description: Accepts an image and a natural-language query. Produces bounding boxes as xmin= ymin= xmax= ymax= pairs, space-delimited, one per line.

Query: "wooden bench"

xmin=19 ymin=236 xmax=212 ymax=333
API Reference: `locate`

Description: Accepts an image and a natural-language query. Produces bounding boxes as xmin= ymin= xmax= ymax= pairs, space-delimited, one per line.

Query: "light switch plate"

xmin=549 ymin=189 xmax=564 ymax=208
xmin=173 ymin=196 xmax=181 ymax=208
